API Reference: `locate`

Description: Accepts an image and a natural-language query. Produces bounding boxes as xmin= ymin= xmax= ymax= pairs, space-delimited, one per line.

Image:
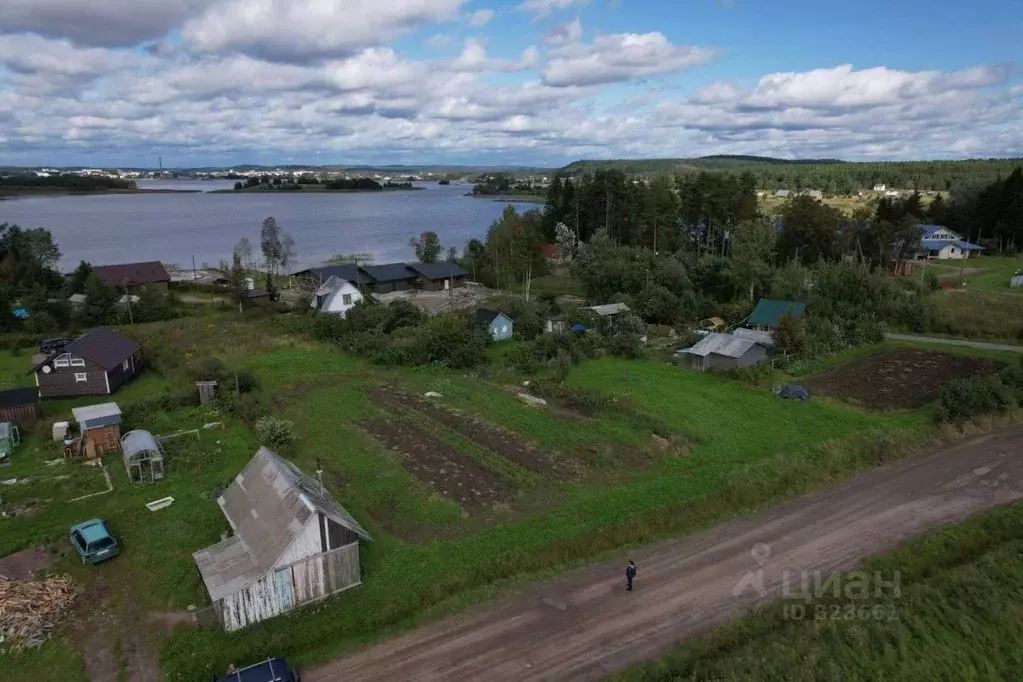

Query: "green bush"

xmin=254 ymin=415 xmax=296 ymax=450
xmin=935 ymin=375 xmax=1014 ymax=424
xmin=719 ymin=362 xmax=774 ymax=387
xmin=529 ymin=379 xmax=613 ymax=415
xmin=606 ymin=333 xmax=643 ymax=359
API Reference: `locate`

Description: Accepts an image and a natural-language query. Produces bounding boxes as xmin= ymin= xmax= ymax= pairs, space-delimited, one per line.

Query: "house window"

xmin=74 ymin=373 xmax=87 ymax=383
xmin=54 ymin=355 xmax=70 ymax=368
xmin=342 ymin=294 xmax=353 ymax=305
xmin=70 ymin=358 xmax=86 ymax=367
xmin=501 ymin=325 xmax=508 ymax=334
xmin=122 ymin=359 xmax=129 ymax=371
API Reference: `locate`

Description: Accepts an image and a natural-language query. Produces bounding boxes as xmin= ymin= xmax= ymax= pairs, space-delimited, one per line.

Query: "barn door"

xmin=275 ymin=568 xmax=295 ymax=611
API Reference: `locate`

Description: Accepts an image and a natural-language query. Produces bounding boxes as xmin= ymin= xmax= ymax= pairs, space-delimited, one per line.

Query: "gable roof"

xmin=314 ymin=275 xmax=351 ymax=297
xmin=37 ymin=327 xmax=140 ymax=372
xmin=733 ymin=327 xmax=774 ymax=346
xmin=917 ymin=224 xmax=949 ymax=236
xmin=361 ymin=262 xmax=417 ymax=283
xmin=748 ymin=299 xmax=806 ymax=328
xmin=407 ymin=262 xmax=467 ymax=280
xmin=93 ymin=261 xmax=169 ymax=287
xmin=683 ymin=332 xmax=759 ymax=358
xmin=194 ymin=448 xmax=370 ymax=602
xmin=475 ymin=308 xmax=510 ymax=326
xmin=921 ymin=239 xmax=985 ymax=252
xmin=293 ymin=264 xmax=372 ymax=285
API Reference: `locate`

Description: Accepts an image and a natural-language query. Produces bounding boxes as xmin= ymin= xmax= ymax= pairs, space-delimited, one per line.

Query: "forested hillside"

xmin=561 ymin=156 xmax=1023 ymax=193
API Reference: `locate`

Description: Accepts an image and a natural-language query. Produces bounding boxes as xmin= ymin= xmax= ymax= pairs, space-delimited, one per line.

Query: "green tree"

xmin=730 ymin=217 xmax=777 ymax=301
xmin=409 ymin=231 xmax=442 ymax=264
xmin=67 ymin=261 xmax=94 ymax=295
xmin=774 ymin=310 xmax=806 ymax=354
xmin=259 ymin=217 xmax=296 ymax=275
xmin=228 ymin=250 xmax=247 ymax=312
xmin=265 ymin=272 xmax=280 ymax=302
xmin=82 ymin=273 xmax=117 ymax=324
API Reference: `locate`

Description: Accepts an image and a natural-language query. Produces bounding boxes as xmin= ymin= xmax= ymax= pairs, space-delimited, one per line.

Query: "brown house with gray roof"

xmin=34 ymin=327 xmax=143 ymax=398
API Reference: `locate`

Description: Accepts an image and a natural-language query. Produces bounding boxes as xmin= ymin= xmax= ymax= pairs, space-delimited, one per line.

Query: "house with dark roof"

xmin=291 ymin=264 xmax=373 ymax=287
xmin=407 ymin=262 xmax=467 ymax=291
xmin=914 ymin=224 xmax=985 ymax=261
xmin=33 ymin=327 xmax=143 ymax=398
xmin=748 ymin=299 xmax=806 ymax=333
xmin=360 ymin=263 xmax=419 ymax=293
xmin=0 ymin=387 xmax=41 ymax=425
xmin=475 ymin=308 xmax=514 ymax=341
xmin=92 ymin=261 xmax=170 ymax=292
xmin=193 ymin=448 xmax=371 ymax=632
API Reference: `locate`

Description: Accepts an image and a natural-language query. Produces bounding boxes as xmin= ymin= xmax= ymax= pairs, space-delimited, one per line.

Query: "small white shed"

xmin=311 ymin=275 xmax=363 ymax=317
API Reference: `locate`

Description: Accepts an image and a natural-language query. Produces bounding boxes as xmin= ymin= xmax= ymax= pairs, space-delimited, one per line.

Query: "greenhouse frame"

xmin=121 ymin=430 xmax=165 ymax=484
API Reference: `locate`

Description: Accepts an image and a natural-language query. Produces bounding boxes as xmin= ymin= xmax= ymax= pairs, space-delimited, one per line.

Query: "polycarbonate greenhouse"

xmin=121 ymin=430 xmax=165 ymax=484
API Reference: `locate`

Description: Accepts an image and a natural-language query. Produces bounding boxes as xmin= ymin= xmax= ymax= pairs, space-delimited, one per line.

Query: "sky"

xmin=1 ymin=0 xmax=1021 ymax=167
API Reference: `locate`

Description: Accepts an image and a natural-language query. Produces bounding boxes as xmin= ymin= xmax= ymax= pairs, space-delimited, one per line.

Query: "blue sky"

xmin=0 ymin=0 xmax=1019 ymax=167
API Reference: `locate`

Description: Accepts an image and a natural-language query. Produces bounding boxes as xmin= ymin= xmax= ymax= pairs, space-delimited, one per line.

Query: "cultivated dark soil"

xmin=358 ymin=416 xmax=509 ymax=509
xmin=806 ymin=348 xmax=998 ymax=410
xmin=368 ymin=387 xmax=579 ymax=479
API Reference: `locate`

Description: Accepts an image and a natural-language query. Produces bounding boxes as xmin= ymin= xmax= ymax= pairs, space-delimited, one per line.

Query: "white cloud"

xmin=427 ymin=34 xmax=454 ymax=49
xmin=741 ymin=63 xmax=1013 ymax=110
xmin=543 ymin=32 xmax=717 ymax=86
xmin=545 ymin=17 xmax=583 ymax=45
xmin=182 ymin=0 xmax=466 ymax=61
xmin=517 ymin=0 xmax=590 ymax=20
xmin=451 ymin=39 xmax=538 ymax=73
xmin=468 ymin=9 xmax=495 ymax=27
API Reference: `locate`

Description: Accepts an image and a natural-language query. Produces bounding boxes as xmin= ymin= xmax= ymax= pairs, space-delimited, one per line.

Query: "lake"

xmin=0 ymin=180 xmax=538 ymax=271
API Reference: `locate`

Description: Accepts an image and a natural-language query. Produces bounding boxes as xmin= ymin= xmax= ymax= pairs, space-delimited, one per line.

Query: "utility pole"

xmin=958 ymin=231 xmax=971 ymax=287
xmin=192 ymin=254 xmax=197 ymax=283
xmin=124 ymin=285 xmax=134 ymax=325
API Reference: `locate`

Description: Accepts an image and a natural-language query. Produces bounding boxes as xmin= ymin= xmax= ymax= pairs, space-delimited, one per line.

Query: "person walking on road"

xmin=626 ymin=560 xmax=637 ymax=591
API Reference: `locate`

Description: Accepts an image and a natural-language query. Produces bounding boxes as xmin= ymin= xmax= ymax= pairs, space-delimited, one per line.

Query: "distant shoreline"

xmin=0 ymin=188 xmax=202 ymax=198
xmin=209 ymin=185 xmax=423 ymax=195
xmin=467 ymin=193 xmax=545 ymax=204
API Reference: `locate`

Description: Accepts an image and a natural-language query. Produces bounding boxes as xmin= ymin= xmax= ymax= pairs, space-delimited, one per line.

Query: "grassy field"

xmin=0 ymin=314 xmax=1003 ymax=681
xmin=614 ymin=500 xmax=1023 ymax=682
xmin=757 ymin=190 xmax=937 ymax=217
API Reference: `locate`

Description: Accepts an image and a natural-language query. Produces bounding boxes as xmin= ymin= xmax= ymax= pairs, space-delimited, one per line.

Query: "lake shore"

xmin=467 ymin=193 xmax=545 ymax=204
xmin=210 ymin=185 xmax=423 ymax=195
xmin=0 ymin=187 xmax=203 ymax=198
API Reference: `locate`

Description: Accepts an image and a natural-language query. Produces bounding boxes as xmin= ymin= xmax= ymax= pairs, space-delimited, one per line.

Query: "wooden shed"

xmin=193 ymin=448 xmax=371 ymax=632
xmin=0 ymin=387 xmax=41 ymax=426
xmin=71 ymin=403 xmax=122 ymax=459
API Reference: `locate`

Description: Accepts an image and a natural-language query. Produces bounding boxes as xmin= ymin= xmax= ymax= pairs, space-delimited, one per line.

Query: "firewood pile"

xmin=0 ymin=575 xmax=80 ymax=652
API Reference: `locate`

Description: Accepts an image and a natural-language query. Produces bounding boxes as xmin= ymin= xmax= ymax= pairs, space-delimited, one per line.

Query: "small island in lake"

xmin=215 ymin=175 xmax=422 ymax=193
xmin=0 ymin=173 xmax=199 ymax=197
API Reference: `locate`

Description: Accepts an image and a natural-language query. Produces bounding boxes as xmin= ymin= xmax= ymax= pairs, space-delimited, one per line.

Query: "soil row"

xmin=358 ymin=416 xmax=509 ymax=508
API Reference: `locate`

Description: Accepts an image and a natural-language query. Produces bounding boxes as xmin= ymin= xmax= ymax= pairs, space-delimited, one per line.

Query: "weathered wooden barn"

xmin=193 ymin=448 xmax=371 ymax=632
xmin=34 ymin=327 xmax=143 ymax=398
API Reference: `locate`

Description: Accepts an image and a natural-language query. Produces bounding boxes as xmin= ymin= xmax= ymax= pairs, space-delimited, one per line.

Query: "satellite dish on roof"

xmin=42 ymin=365 xmax=52 ymax=374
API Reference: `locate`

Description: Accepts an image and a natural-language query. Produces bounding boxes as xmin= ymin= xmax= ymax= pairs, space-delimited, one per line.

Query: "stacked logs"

xmin=0 ymin=576 xmax=80 ymax=652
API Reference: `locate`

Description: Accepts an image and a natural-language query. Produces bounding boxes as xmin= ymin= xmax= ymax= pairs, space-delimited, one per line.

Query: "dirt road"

xmin=885 ymin=332 xmax=1023 ymax=353
xmin=306 ymin=428 xmax=1023 ymax=682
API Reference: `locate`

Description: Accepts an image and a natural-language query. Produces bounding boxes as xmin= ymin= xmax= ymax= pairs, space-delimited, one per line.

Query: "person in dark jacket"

xmin=626 ymin=560 xmax=637 ymax=591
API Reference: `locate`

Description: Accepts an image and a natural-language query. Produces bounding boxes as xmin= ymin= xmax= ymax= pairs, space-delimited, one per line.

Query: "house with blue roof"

xmin=914 ymin=224 xmax=984 ymax=261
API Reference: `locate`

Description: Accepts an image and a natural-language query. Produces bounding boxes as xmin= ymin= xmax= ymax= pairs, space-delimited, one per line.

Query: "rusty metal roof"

xmin=193 ymin=448 xmax=370 ymax=601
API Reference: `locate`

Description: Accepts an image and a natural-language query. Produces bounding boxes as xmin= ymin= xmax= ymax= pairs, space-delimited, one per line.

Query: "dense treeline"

xmin=0 ymin=173 xmax=134 ymax=191
xmin=0 ymin=223 xmax=177 ymax=335
xmin=538 ymin=166 xmax=1023 ymax=256
xmin=560 ymin=157 xmax=1022 ymax=193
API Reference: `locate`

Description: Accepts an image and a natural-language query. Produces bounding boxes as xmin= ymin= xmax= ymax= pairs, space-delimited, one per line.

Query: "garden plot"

xmin=358 ymin=416 xmax=510 ymax=509
xmin=368 ymin=387 xmax=579 ymax=480
xmin=806 ymin=348 xmax=999 ymax=410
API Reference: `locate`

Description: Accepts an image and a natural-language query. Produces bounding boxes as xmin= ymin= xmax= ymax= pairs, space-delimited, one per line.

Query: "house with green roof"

xmin=748 ymin=299 xmax=806 ymax=332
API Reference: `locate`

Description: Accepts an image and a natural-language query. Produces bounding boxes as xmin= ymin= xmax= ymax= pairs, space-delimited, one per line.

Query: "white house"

xmin=193 ymin=448 xmax=371 ymax=632
xmin=311 ymin=275 xmax=363 ymax=316
xmin=873 ymin=183 xmax=887 ymax=192
xmin=915 ymin=224 xmax=985 ymax=261
xmin=885 ymin=190 xmax=902 ymax=199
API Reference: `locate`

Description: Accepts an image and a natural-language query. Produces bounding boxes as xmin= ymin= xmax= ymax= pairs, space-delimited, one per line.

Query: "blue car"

xmin=70 ymin=519 xmax=120 ymax=565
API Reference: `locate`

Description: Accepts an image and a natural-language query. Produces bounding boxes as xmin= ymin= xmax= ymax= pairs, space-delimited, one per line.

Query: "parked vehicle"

xmin=773 ymin=384 xmax=811 ymax=401
xmin=214 ymin=657 xmax=300 ymax=682
xmin=70 ymin=519 xmax=120 ymax=565
xmin=39 ymin=337 xmax=71 ymax=355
